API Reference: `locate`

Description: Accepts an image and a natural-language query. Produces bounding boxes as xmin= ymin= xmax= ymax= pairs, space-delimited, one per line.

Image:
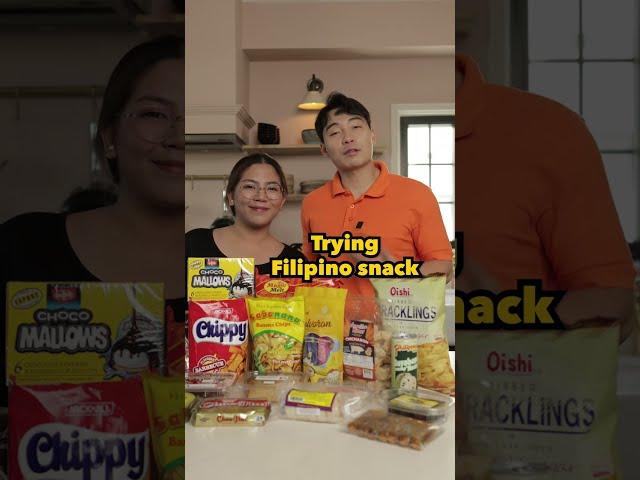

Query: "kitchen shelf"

xmin=242 ymin=144 xmax=385 ymax=156
xmin=287 ymin=194 xmax=307 ymax=202
xmin=135 ymin=14 xmax=185 ymax=26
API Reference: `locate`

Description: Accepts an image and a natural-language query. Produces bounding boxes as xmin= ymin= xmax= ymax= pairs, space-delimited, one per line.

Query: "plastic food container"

xmin=185 ymin=372 xmax=240 ymax=395
xmin=245 ymin=371 xmax=305 ymax=402
xmin=384 ymin=387 xmax=454 ymax=422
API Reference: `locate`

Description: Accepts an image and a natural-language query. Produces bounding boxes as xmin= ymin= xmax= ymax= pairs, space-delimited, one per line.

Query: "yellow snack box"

xmin=187 ymin=257 xmax=254 ymax=301
xmin=295 ymin=286 xmax=347 ymax=384
xmin=246 ymin=297 xmax=305 ymax=374
xmin=6 ymin=282 xmax=164 ymax=385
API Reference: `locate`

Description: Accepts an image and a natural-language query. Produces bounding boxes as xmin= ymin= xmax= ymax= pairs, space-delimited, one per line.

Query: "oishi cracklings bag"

xmin=372 ymin=276 xmax=454 ymax=395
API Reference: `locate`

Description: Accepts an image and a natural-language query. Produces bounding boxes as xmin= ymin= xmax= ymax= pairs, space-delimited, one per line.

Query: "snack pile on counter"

xmin=185 ymin=257 xmax=455 ymax=450
xmin=6 ymin=282 xmax=184 ymax=480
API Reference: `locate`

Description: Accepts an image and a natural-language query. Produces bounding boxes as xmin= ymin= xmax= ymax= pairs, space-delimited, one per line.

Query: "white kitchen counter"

xmin=186 ymin=411 xmax=454 ymax=480
xmin=186 ymin=352 xmax=455 ymax=480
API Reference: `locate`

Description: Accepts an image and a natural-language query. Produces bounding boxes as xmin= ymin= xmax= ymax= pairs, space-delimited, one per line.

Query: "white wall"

xmin=0 ymin=31 xmax=144 ymax=222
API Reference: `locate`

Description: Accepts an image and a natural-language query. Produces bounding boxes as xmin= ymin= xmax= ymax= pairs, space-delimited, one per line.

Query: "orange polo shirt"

xmin=301 ymin=160 xmax=453 ymax=297
xmin=456 ymin=54 xmax=635 ymax=290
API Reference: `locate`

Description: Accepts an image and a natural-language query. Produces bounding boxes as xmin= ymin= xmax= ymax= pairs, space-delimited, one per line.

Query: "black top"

xmin=185 ymin=228 xmax=306 ymax=274
xmin=0 ymin=212 xmax=185 ymax=406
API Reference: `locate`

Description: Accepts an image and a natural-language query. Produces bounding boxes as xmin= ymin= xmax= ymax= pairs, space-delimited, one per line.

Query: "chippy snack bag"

xmin=187 ymin=257 xmax=254 ymax=301
xmin=296 ymin=287 xmax=347 ymax=384
xmin=142 ymin=374 xmax=185 ymax=480
xmin=372 ymin=276 xmax=454 ymax=395
xmin=9 ymin=378 xmax=151 ymax=480
xmin=6 ymin=282 xmax=165 ymax=385
xmin=457 ymin=327 xmax=619 ymax=479
xmin=188 ymin=299 xmax=249 ymax=378
xmin=255 ymin=273 xmax=344 ymax=298
xmin=246 ymin=297 xmax=305 ymax=374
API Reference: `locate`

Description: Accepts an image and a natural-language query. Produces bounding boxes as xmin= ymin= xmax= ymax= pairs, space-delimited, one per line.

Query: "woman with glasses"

xmin=0 ymin=36 xmax=186 ymax=400
xmin=186 ymin=153 xmax=305 ymax=273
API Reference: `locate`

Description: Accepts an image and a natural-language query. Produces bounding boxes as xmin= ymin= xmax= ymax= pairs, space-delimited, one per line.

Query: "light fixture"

xmin=297 ymin=74 xmax=326 ymax=110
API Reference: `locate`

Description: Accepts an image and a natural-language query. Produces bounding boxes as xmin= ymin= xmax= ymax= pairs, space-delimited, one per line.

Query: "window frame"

xmin=513 ymin=0 xmax=640 ymax=241
xmin=399 ymin=114 xmax=455 ymax=240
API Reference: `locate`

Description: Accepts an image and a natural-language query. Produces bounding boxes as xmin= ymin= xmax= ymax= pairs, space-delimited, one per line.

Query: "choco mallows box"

xmin=6 ymin=282 xmax=165 ymax=385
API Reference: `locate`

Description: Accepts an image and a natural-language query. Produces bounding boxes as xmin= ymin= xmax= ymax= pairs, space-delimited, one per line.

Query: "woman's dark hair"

xmin=314 ymin=91 xmax=371 ymax=142
xmin=226 ymin=153 xmax=288 ymax=216
xmin=96 ymin=35 xmax=184 ymax=183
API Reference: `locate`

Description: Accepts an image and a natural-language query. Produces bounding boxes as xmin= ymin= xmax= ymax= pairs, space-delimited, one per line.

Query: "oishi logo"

xmin=18 ymin=424 xmax=148 ymax=479
xmin=193 ymin=317 xmax=247 ymax=345
xmin=389 ymin=287 xmax=411 ymax=297
xmin=486 ymin=351 xmax=533 ymax=375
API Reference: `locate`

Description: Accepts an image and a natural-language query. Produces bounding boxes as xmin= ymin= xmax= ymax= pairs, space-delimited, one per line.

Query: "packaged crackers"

xmin=191 ymin=398 xmax=270 ymax=427
xmin=6 ymin=282 xmax=164 ymax=385
xmin=187 ymin=257 xmax=254 ymax=301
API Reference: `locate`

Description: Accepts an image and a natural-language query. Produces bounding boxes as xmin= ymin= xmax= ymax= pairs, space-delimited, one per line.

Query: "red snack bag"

xmin=188 ymin=299 xmax=249 ymax=378
xmin=165 ymin=304 xmax=185 ymax=376
xmin=254 ymin=274 xmax=303 ymax=298
xmin=9 ymin=378 xmax=151 ymax=480
xmin=255 ymin=272 xmax=344 ymax=298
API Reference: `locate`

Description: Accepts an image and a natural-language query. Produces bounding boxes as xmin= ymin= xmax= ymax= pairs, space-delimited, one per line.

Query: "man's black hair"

xmin=314 ymin=92 xmax=371 ymax=143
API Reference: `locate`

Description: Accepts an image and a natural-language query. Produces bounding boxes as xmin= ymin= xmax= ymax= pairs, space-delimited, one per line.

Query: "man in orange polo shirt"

xmin=455 ymin=53 xmax=636 ymax=340
xmin=301 ymin=92 xmax=453 ymax=297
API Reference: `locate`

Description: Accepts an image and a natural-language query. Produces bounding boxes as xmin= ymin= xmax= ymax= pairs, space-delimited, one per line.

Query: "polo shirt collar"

xmin=456 ymin=54 xmax=486 ymax=140
xmin=330 ymin=160 xmax=391 ymax=198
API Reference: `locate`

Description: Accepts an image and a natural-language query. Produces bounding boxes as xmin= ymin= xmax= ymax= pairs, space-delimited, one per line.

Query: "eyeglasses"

xmin=238 ymin=181 xmax=284 ymax=200
xmin=123 ymin=109 xmax=184 ymax=143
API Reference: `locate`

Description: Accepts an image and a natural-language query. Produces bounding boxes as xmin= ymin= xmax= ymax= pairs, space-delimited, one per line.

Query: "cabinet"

xmin=241 ymin=145 xmax=386 ymax=201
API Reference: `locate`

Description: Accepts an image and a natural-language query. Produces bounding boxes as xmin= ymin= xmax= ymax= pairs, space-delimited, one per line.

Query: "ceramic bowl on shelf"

xmin=285 ymin=174 xmax=294 ymax=194
xmin=301 ymin=129 xmax=320 ymax=144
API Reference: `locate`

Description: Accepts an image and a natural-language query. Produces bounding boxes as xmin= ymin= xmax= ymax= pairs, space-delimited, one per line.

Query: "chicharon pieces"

xmin=347 ymin=410 xmax=437 ymax=450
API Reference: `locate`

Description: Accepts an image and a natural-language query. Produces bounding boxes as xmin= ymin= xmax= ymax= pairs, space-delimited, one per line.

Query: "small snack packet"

xmin=190 ymin=398 xmax=271 ymax=427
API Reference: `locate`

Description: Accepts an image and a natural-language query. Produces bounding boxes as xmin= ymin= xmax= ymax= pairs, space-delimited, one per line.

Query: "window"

xmin=400 ymin=116 xmax=455 ymax=240
xmin=520 ymin=0 xmax=639 ymax=241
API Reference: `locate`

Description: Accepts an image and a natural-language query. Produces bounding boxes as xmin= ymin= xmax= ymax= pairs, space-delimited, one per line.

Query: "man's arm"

xmin=558 ymin=288 xmax=635 ymax=343
xmin=420 ymin=260 xmax=453 ymax=281
xmin=414 ymin=185 xmax=454 ymax=281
